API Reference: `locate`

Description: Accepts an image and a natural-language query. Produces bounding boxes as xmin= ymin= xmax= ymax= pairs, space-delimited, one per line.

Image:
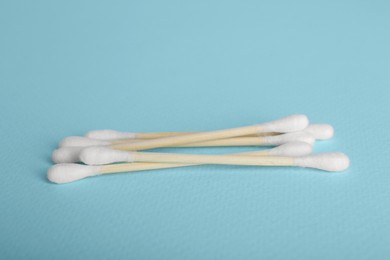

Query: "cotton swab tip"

xmin=47 ymin=164 xmax=100 ymax=184
xmin=294 ymin=152 xmax=350 ymax=172
xmin=260 ymin=114 xmax=309 ymax=133
xmin=305 ymin=124 xmax=334 ymax=140
xmin=85 ymin=129 xmax=136 ymax=140
xmin=52 ymin=147 xmax=83 ymax=163
xmin=268 ymin=142 xmax=312 ymax=157
xmin=59 ymin=136 xmax=110 ymax=147
xmin=80 ymin=147 xmax=134 ymax=165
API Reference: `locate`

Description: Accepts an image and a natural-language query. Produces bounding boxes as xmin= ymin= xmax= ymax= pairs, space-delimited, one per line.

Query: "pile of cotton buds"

xmin=48 ymin=114 xmax=350 ymax=184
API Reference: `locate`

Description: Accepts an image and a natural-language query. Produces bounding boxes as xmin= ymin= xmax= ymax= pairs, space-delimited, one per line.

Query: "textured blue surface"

xmin=1 ymin=1 xmax=390 ymax=259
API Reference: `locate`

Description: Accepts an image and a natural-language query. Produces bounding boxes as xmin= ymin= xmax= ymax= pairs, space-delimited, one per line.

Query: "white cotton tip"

xmin=268 ymin=142 xmax=312 ymax=157
xmin=294 ymin=152 xmax=350 ymax=172
xmin=85 ymin=129 xmax=136 ymax=140
xmin=259 ymin=114 xmax=309 ymax=133
xmin=59 ymin=136 xmax=110 ymax=147
xmin=263 ymin=132 xmax=315 ymax=145
xmin=47 ymin=163 xmax=100 ymax=184
xmin=52 ymin=147 xmax=84 ymax=163
xmin=304 ymin=124 xmax=334 ymax=140
xmin=80 ymin=147 xmax=134 ymax=165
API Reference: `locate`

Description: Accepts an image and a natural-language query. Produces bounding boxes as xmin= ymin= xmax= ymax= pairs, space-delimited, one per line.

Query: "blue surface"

xmin=1 ymin=1 xmax=389 ymax=259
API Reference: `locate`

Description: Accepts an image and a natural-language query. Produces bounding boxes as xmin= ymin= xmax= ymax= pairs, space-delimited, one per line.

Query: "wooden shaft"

xmin=134 ymin=132 xmax=192 ymax=139
xmin=178 ymin=137 xmax=267 ymax=147
xmin=133 ymin=131 xmax=277 ymax=139
xmin=110 ymin=137 xmax=269 ymax=147
xmin=132 ymin=152 xmax=294 ymax=166
xmin=111 ymin=125 xmax=261 ymax=151
xmin=99 ymin=149 xmax=272 ymax=174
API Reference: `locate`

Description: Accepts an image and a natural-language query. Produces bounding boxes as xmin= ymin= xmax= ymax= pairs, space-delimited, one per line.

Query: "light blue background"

xmin=1 ymin=1 xmax=389 ymax=259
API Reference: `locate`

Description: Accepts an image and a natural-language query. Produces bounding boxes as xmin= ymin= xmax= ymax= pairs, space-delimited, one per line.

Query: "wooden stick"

xmin=48 ymin=151 xmax=350 ymax=184
xmin=111 ymin=126 xmax=269 ymax=150
xmin=98 ymin=152 xmax=349 ymax=172
xmin=86 ymin=130 xmax=277 ymax=140
xmin=85 ymin=124 xmax=333 ymax=141
xmin=98 ymin=149 xmax=285 ymax=173
xmin=53 ymin=133 xmax=314 ymax=164
xmin=62 ymin=115 xmax=309 ymax=151
xmin=60 ymin=132 xmax=313 ymax=148
xmin=111 ymin=136 xmax=310 ymax=147
xmin=81 ymin=147 xmax=294 ymax=166
xmin=48 ymin=149 xmax=283 ymax=184
xmin=106 ymin=153 xmax=294 ymax=167
xmin=109 ymin=133 xmax=279 ymax=143
xmin=48 ymin=143 xmax=312 ymax=184
xmin=97 ymin=141 xmax=313 ymax=172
